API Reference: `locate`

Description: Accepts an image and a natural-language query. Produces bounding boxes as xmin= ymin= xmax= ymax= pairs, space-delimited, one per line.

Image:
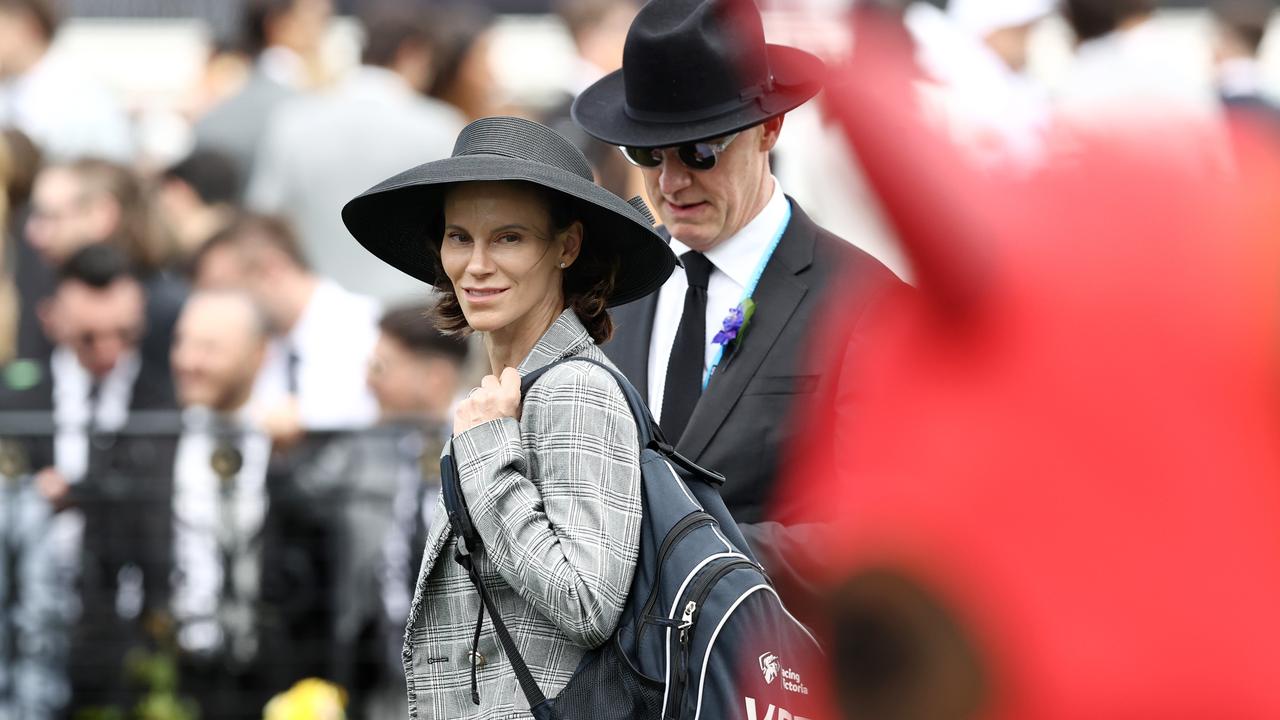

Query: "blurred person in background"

xmin=1056 ymin=0 xmax=1223 ymax=141
xmin=573 ymin=0 xmax=904 ymax=591
xmin=1212 ymin=0 xmax=1280 ymax=122
xmin=32 ymin=245 xmax=178 ymax=717
xmin=22 ymin=158 xmax=186 ymax=372
xmin=544 ymin=0 xmax=645 ymax=200
xmin=906 ymin=0 xmax=1055 ymax=166
xmin=0 ymin=0 xmax=133 ymax=163
xmin=424 ymin=3 xmax=500 ymax=121
xmin=0 ymin=113 xmax=63 ymax=720
xmin=156 ymin=148 xmax=242 ymax=265
xmin=0 ymin=130 xmax=13 ymax=364
xmin=371 ymin=304 xmax=466 ymax=716
xmin=290 ymin=302 xmax=468 ymax=720
xmin=195 ymin=0 xmax=335 ymax=199
xmin=169 ymin=289 xmax=276 ymax=719
xmin=191 ymin=214 xmax=379 ymax=441
xmin=247 ymin=7 xmax=464 ymax=302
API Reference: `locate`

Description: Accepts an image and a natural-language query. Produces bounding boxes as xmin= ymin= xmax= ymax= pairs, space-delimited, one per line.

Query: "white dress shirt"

xmin=647 ymin=179 xmax=790 ymax=419
xmin=248 ymin=279 xmax=380 ymax=430
xmin=50 ymin=346 xmax=140 ymax=484
xmin=171 ymin=407 xmax=271 ymax=655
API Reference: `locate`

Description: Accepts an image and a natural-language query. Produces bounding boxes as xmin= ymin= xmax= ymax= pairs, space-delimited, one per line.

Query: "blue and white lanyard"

xmin=702 ymin=203 xmax=792 ymax=389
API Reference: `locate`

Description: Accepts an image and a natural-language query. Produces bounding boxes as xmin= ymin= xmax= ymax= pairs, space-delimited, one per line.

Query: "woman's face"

xmin=440 ymin=181 xmax=581 ymax=337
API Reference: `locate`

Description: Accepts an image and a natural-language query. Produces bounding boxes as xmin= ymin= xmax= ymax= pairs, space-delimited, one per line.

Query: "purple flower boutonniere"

xmin=713 ymin=298 xmax=757 ymax=360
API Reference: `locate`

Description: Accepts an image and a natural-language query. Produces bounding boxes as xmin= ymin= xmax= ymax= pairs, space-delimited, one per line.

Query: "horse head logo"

xmin=759 ymin=652 xmax=780 ymax=685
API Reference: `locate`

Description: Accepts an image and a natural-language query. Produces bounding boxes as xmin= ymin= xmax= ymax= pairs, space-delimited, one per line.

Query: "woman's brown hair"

xmin=430 ymin=182 xmax=619 ymax=344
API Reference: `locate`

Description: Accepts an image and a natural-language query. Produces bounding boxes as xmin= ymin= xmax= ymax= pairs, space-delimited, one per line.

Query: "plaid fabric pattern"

xmin=403 ymin=311 xmax=642 ymax=719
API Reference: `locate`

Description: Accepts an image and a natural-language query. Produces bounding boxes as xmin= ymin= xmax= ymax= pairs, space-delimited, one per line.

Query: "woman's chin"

xmin=461 ymin=308 xmax=505 ymax=334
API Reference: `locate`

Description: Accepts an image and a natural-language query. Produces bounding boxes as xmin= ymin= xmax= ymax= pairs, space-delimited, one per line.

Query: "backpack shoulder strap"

xmin=519 ymin=357 xmax=660 ymax=448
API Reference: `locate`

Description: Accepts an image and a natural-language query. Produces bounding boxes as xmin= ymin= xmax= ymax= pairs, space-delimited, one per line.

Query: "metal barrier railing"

xmin=0 ymin=414 xmax=447 ymax=720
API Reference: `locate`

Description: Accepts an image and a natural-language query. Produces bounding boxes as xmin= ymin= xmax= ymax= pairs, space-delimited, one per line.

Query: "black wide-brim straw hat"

xmin=571 ymin=0 xmax=826 ymax=148
xmin=342 ymin=116 xmax=675 ymax=307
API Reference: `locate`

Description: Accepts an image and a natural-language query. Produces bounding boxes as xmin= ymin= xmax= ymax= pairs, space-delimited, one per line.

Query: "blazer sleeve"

xmin=453 ymin=363 xmax=642 ymax=648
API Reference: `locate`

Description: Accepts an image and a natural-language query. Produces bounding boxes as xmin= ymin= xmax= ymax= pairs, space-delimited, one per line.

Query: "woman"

xmin=343 ymin=116 xmax=675 ymax=719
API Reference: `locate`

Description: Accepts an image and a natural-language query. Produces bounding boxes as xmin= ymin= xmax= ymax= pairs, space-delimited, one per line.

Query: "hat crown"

xmin=452 ymin=116 xmax=594 ymax=181
xmin=621 ymin=0 xmax=772 ymax=125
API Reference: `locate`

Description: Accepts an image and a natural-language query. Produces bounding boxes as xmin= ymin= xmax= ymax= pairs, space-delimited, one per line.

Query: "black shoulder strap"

xmin=520 ymin=358 xmax=725 ymax=486
xmin=440 ymin=449 xmax=559 ymax=718
xmin=519 ymin=357 xmax=659 ymax=448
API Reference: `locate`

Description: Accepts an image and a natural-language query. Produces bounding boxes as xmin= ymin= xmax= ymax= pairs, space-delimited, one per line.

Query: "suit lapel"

xmin=677 ymin=200 xmax=817 ymax=461
xmin=603 ymin=292 xmax=659 ymax=400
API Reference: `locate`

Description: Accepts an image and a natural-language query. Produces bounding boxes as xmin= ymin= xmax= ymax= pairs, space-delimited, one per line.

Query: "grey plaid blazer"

xmin=403 ymin=310 xmax=643 ymax=719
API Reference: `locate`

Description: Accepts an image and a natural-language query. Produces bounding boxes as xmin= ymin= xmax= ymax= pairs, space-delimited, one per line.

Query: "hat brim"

xmin=341 ymin=154 xmax=675 ymax=308
xmin=572 ymin=44 xmax=825 ymax=147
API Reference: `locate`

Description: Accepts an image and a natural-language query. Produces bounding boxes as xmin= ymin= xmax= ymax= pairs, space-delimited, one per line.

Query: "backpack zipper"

xmin=637 ymin=511 xmax=715 ymax=647
xmin=664 ymin=557 xmax=757 ymax=719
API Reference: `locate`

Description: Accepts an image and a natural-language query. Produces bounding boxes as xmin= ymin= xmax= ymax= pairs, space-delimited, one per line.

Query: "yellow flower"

xmin=262 ymin=678 xmax=347 ymax=720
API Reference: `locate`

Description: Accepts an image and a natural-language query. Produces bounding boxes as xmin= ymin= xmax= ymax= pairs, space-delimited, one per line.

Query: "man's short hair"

xmin=58 ymin=244 xmax=138 ymax=290
xmin=241 ymin=0 xmax=299 ymax=56
xmin=0 ymin=0 xmax=60 ymax=42
xmin=360 ymin=9 xmax=431 ymax=68
xmin=379 ymin=302 xmax=469 ymax=366
xmin=191 ymin=213 xmax=310 ymax=277
xmin=1213 ymin=0 xmax=1275 ymax=55
xmin=164 ymin=149 xmax=240 ymax=206
xmin=553 ymin=0 xmax=637 ymax=43
xmin=1064 ymin=0 xmax=1157 ymax=42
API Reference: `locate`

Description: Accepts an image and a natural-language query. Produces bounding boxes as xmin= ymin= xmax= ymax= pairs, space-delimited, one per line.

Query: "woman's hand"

xmin=454 ymin=367 xmax=522 ymax=434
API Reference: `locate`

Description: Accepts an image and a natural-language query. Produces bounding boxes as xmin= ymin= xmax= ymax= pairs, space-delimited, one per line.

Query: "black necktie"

xmin=661 ymin=251 xmax=714 ymax=442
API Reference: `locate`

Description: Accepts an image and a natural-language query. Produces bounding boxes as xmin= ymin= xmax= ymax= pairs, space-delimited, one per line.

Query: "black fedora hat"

xmin=571 ymin=0 xmax=825 ymax=148
xmin=341 ymin=116 xmax=675 ymax=307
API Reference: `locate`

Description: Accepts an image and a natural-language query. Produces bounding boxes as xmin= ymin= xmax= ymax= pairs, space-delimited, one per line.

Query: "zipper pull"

xmin=678 ymin=600 xmax=697 ymax=642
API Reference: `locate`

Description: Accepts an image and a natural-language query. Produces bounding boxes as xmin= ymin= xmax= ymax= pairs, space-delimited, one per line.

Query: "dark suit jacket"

xmin=604 ymin=199 xmax=904 ymax=577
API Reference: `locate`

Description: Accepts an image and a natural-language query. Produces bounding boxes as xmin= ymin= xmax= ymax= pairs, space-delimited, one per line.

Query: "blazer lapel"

xmin=677 ymin=200 xmax=817 ymax=461
xmin=603 ymin=292 xmax=659 ymax=400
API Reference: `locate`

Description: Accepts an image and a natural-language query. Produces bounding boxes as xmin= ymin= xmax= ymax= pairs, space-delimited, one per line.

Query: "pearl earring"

xmin=559 ymin=262 xmax=567 ymax=269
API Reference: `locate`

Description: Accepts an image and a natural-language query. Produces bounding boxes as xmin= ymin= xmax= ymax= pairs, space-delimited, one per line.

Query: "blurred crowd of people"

xmin=0 ymin=0 xmax=1278 ymax=718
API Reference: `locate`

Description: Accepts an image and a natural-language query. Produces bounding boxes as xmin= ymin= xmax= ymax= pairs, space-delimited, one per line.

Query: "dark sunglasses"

xmin=619 ymin=132 xmax=740 ymax=171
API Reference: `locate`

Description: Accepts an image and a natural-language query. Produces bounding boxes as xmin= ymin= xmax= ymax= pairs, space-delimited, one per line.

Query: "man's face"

xmin=26 ymin=167 xmax=102 ymax=264
xmin=366 ymin=334 xmax=457 ymax=421
xmin=0 ymin=10 xmax=37 ymax=79
xmin=50 ymin=278 xmax=145 ymax=379
xmin=639 ymin=121 xmax=781 ymax=252
xmin=171 ymin=295 xmax=265 ymax=412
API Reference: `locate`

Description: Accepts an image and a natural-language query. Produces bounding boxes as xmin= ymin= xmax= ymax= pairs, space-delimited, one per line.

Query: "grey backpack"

xmin=441 ymin=358 xmax=824 ymax=720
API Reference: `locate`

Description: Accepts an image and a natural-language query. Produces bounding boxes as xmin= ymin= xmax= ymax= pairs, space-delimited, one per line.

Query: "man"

xmin=1211 ymin=0 xmax=1280 ymax=125
xmin=247 ymin=8 xmax=463 ymax=301
xmin=572 ymin=0 xmax=904 ymax=579
xmin=1055 ymin=0 xmax=1221 ymax=138
xmin=195 ymin=0 xmax=334 ymax=198
xmin=155 ymin=148 xmax=241 ymax=263
xmin=191 ymin=213 xmax=379 ymax=439
xmin=168 ymin=289 xmax=276 ymax=718
xmin=544 ymin=0 xmax=644 ymax=200
xmin=0 ymin=0 xmax=133 ymax=162
xmin=306 ymin=302 xmax=468 ymax=717
xmin=34 ymin=245 xmax=177 ymax=714
xmin=906 ymin=0 xmax=1054 ymax=165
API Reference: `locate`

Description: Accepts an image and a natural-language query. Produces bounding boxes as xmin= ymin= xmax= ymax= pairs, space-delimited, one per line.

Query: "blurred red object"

xmin=789 ymin=9 xmax=1280 ymax=720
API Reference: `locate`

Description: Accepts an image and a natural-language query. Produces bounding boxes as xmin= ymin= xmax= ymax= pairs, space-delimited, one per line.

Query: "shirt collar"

xmin=670 ymin=178 xmax=788 ymax=289
xmin=258 ymin=47 xmax=308 ymax=89
xmin=517 ymin=309 xmax=594 ymax=376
